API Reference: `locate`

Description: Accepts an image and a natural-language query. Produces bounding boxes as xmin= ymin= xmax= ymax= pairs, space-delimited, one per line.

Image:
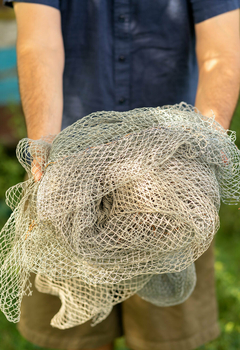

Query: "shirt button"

xmin=119 ymin=97 xmax=126 ymax=104
xmin=118 ymin=55 xmax=126 ymax=62
xmin=118 ymin=14 xmax=126 ymax=22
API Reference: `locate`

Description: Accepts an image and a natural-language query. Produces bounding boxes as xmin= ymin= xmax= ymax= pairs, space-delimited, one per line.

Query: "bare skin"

xmin=195 ymin=10 xmax=240 ymax=130
xmin=14 ymin=3 xmax=64 ymax=140
xmin=14 ymin=2 xmax=64 ymax=181
xmin=13 ymin=3 xmax=240 ymax=350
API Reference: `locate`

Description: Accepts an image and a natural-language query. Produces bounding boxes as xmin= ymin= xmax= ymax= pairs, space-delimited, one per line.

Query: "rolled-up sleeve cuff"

xmin=3 ymin=0 xmax=60 ymax=10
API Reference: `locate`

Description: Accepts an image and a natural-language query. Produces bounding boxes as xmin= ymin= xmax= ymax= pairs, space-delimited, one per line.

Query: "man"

xmin=4 ymin=1 xmax=240 ymax=349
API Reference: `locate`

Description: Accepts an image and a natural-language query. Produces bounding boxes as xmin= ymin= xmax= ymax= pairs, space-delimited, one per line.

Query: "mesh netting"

xmin=0 ymin=103 xmax=240 ymax=328
xmin=137 ymin=263 xmax=196 ymax=307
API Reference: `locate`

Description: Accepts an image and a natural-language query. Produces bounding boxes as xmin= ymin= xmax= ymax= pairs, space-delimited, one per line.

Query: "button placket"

xmin=114 ymin=1 xmax=131 ymax=111
xmin=118 ymin=55 xmax=126 ymax=62
xmin=118 ymin=14 xmax=126 ymax=22
xmin=118 ymin=97 xmax=126 ymax=104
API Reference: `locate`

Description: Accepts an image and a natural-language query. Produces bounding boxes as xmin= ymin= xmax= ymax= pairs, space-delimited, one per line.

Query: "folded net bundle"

xmin=1 ymin=103 xmax=240 ymax=329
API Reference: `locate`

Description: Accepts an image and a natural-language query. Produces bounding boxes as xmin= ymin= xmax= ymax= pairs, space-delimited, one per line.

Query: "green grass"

xmin=0 ymin=102 xmax=240 ymax=350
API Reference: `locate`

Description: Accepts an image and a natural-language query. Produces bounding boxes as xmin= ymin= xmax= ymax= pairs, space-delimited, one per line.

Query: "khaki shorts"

xmin=18 ymin=242 xmax=220 ymax=350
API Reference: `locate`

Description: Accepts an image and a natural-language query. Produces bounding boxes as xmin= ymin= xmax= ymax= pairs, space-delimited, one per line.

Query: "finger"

xmin=31 ymin=158 xmax=43 ymax=182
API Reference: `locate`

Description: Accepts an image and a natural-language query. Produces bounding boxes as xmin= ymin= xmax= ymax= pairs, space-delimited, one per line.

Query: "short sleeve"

xmin=190 ymin=0 xmax=240 ymax=24
xmin=3 ymin=0 xmax=60 ymax=10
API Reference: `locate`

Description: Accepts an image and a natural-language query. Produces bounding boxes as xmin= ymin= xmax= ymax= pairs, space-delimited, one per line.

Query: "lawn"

xmin=0 ymin=102 xmax=240 ymax=350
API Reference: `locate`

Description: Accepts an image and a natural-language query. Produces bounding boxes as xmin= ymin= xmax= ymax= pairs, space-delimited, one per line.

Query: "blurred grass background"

xmin=0 ymin=1 xmax=240 ymax=349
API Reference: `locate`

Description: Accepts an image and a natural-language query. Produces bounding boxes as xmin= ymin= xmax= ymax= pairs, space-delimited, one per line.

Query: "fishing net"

xmin=137 ymin=263 xmax=196 ymax=307
xmin=0 ymin=103 xmax=240 ymax=329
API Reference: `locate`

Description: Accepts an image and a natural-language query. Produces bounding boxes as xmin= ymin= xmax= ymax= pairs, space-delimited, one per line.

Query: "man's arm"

xmin=194 ymin=9 xmax=240 ymax=130
xmin=14 ymin=2 xmax=64 ymax=140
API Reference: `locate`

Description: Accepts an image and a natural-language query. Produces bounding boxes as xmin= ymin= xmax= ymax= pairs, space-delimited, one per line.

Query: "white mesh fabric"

xmin=0 ymin=103 xmax=240 ymax=328
xmin=35 ymin=274 xmax=152 ymax=329
xmin=137 ymin=263 xmax=196 ymax=306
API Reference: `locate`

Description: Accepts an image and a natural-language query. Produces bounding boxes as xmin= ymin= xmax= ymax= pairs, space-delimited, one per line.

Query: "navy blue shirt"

xmin=5 ymin=0 xmax=240 ymax=128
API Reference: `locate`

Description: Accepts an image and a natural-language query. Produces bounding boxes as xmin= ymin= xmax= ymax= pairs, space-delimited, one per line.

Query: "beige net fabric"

xmin=35 ymin=274 xmax=152 ymax=329
xmin=137 ymin=263 xmax=196 ymax=307
xmin=0 ymin=103 xmax=240 ymax=328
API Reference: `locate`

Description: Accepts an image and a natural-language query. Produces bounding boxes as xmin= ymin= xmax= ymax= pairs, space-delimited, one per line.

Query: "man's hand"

xmin=32 ymin=157 xmax=44 ymax=182
xmin=195 ymin=9 xmax=240 ymax=130
xmin=29 ymin=135 xmax=55 ymax=182
xmin=14 ymin=3 xmax=64 ymax=139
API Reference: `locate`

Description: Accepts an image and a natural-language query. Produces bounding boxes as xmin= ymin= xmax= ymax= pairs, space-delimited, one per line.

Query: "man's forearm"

xmin=195 ymin=54 xmax=240 ymax=130
xmin=17 ymin=46 xmax=64 ymax=139
xmin=194 ymin=10 xmax=240 ymax=130
xmin=17 ymin=44 xmax=64 ymax=140
xmin=14 ymin=2 xmax=64 ymax=139
xmin=16 ymin=44 xmax=65 ymax=181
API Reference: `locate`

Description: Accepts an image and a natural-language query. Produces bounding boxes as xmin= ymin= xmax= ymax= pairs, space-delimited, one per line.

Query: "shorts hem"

xmin=126 ymin=323 xmax=220 ymax=350
xmin=17 ymin=323 xmax=123 ymax=350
